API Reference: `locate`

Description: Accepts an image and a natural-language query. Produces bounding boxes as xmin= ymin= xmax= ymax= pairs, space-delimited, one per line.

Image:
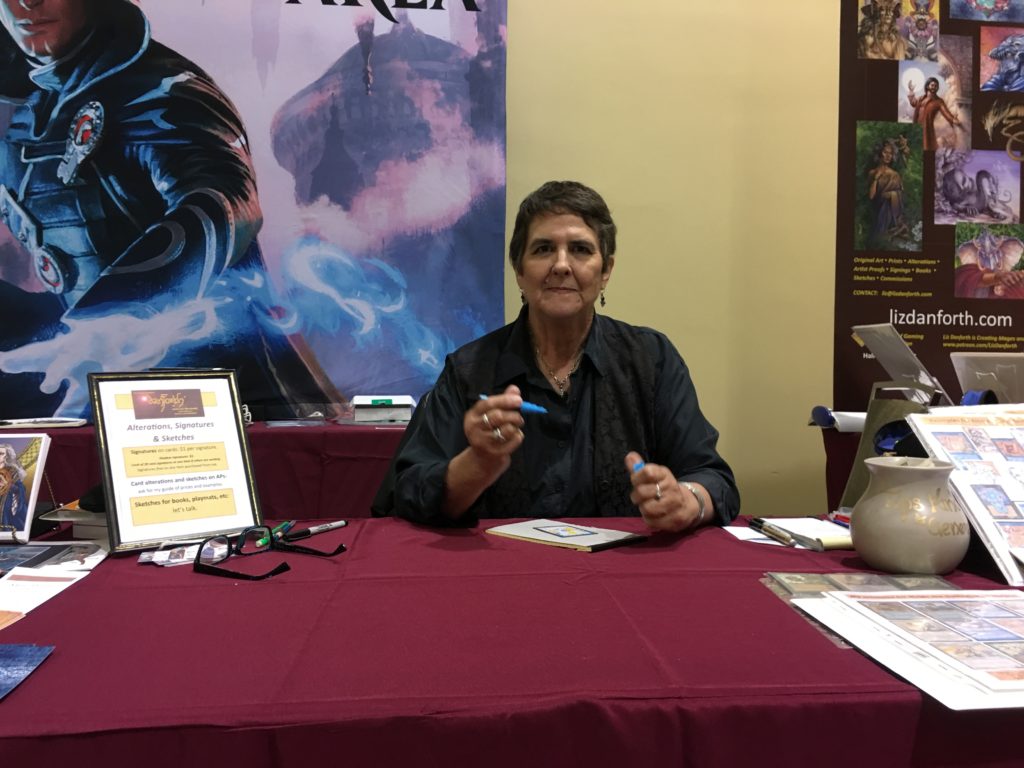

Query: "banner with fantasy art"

xmin=0 ymin=0 xmax=506 ymax=420
xmin=836 ymin=0 xmax=1024 ymax=410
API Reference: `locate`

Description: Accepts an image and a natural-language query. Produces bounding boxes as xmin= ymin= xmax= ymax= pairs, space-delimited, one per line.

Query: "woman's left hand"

xmin=624 ymin=451 xmax=706 ymax=533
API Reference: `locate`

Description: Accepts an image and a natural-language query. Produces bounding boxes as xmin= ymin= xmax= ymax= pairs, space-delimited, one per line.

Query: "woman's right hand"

xmin=442 ymin=385 xmax=526 ymax=519
xmin=465 ymin=385 xmax=526 ymax=464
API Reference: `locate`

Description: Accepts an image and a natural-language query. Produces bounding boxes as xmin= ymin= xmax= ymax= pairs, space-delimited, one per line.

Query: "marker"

xmin=284 ymin=519 xmax=348 ymax=541
xmin=748 ymin=518 xmax=797 ymax=547
xmin=478 ymin=394 xmax=548 ymax=414
xmin=258 ymin=520 xmax=295 ymax=547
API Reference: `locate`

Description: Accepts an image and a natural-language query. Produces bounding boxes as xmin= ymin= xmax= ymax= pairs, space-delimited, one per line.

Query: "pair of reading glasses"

xmin=193 ymin=525 xmax=346 ymax=581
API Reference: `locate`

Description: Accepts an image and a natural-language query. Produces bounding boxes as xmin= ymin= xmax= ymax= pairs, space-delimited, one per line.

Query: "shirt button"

xmin=557 ymin=441 xmax=566 ymax=449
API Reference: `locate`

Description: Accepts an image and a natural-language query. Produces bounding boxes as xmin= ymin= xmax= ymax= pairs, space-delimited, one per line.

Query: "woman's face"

xmin=0 ymin=0 xmax=93 ymax=63
xmin=515 ymin=212 xmax=613 ymax=323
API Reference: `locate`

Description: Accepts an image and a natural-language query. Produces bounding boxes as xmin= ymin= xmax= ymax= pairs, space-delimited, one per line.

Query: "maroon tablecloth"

xmin=38 ymin=422 xmax=405 ymax=519
xmin=0 ymin=518 xmax=1020 ymax=767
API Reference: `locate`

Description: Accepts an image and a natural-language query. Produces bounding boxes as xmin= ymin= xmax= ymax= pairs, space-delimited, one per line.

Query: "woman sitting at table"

xmin=372 ymin=180 xmax=739 ymax=531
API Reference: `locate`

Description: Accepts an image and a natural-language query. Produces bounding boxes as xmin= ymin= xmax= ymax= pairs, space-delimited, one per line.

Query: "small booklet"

xmin=758 ymin=517 xmax=853 ymax=551
xmin=485 ymin=519 xmax=647 ymax=552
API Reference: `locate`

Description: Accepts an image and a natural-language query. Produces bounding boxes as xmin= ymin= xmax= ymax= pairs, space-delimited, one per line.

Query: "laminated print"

xmin=954 ymin=223 xmax=1024 ymax=298
xmin=859 ymin=0 xmax=910 ymax=59
xmin=854 ymin=121 xmax=924 ymax=252
xmin=900 ymin=0 xmax=939 ymax=62
xmin=899 ymin=49 xmax=970 ymax=152
xmin=935 ymin=149 xmax=1020 ymax=224
xmin=0 ymin=0 xmax=508 ymax=420
xmin=951 ymin=0 xmax=1024 ymax=22
xmin=981 ymin=26 xmax=1024 ymax=92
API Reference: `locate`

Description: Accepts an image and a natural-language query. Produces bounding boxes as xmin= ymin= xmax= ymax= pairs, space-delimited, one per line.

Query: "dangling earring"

xmin=520 ymin=290 xmax=526 ymax=304
xmin=600 ymin=290 xmax=606 ymax=308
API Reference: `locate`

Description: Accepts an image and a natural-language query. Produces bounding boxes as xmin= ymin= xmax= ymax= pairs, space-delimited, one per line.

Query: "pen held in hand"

xmin=284 ymin=519 xmax=348 ymax=541
xmin=478 ymin=394 xmax=548 ymax=414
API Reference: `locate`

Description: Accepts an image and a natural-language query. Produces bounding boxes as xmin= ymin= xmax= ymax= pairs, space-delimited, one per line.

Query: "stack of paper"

xmin=485 ymin=519 xmax=646 ymax=552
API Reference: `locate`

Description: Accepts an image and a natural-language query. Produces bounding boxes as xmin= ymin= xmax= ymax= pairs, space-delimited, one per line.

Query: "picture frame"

xmin=88 ymin=369 xmax=261 ymax=552
xmin=0 ymin=433 xmax=51 ymax=544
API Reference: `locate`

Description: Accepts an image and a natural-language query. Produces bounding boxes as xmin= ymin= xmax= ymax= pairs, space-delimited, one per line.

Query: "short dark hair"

xmin=508 ymin=181 xmax=617 ymax=273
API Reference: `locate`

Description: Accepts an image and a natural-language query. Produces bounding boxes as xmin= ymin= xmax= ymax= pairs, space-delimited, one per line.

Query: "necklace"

xmin=536 ymin=346 xmax=583 ymax=398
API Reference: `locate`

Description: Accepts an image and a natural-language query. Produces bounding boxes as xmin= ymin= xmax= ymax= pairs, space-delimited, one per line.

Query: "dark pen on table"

xmin=285 ymin=519 xmax=348 ymax=541
xmin=748 ymin=518 xmax=797 ymax=548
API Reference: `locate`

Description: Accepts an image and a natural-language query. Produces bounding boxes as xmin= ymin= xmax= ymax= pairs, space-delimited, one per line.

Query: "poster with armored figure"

xmin=837 ymin=1 xmax=1024 ymax=411
xmin=0 ymin=0 xmax=507 ymax=420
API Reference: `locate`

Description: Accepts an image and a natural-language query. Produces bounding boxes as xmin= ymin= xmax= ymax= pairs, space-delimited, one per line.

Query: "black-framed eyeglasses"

xmin=193 ymin=525 xmax=346 ymax=581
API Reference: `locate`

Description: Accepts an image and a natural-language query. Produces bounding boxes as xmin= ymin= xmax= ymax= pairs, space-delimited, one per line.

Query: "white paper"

xmin=795 ymin=589 xmax=1024 ymax=710
xmin=0 ymin=567 xmax=88 ymax=614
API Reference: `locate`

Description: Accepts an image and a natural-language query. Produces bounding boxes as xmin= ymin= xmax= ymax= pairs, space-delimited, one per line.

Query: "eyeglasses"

xmin=193 ymin=525 xmax=347 ymax=580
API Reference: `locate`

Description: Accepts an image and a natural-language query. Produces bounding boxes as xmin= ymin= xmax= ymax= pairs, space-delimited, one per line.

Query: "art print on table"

xmin=963 ymin=459 xmax=1000 ymax=480
xmin=972 ymin=483 xmax=1021 ymax=518
xmin=935 ymin=641 xmax=1021 ymax=667
xmin=891 ymin=617 xmax=969 ymax=642
xmin=993 ymin=436 xmax=1024 ymax=460
xmin=968 ymin=427 xmax=997 ymax=452
xmin=767 ymin=572 xmax=837 ymax=595
xmin=996 ymin=519 xmax=1024 ymax=546
xmin=0 ymin=434 xmax=51 ymax=543
xmin=991 ymin=641 xmax=1024 ymax=663
xmin=534 ymin=524 xmax=595 ymax=539
xmin=825 ymin=572 xmax=898 ymax=591
xmin=933 ymin=430 xmax=981 ymax=461
xmin=0 ymin=644 xmax=53 ymax=701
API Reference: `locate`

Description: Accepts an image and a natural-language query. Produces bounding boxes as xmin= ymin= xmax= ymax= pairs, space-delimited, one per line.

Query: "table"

xmin=0 ymin=518 xmax=1021 ymax=767
xmin=39 ymin=422 xmax=405 ymax=519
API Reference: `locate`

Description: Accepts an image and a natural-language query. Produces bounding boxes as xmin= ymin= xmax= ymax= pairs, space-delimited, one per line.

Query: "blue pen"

xmin=478 ymin=393 xmax=548 ymax=414
xmin=632 ymin=460 xmax=645 ymax=473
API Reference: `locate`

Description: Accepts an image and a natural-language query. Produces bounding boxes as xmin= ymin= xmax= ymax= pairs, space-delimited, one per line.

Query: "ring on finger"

xmin=492 ymin=426 xmax=507 ymax=443
xmin=482 ymin=412 xmax=492 ymax=429
xmin=655 ymin=482 xmax=662 ymax=501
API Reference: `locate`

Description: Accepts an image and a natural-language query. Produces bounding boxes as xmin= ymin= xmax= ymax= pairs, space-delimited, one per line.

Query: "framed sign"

xmin=88 ymin=370 xmax=261 ymax=552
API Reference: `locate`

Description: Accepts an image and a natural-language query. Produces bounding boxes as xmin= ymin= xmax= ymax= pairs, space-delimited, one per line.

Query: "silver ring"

xmin=482 ymin=412 xmax=492 ymax=429
xmin=493 ymin=427 xmax=506 ymax=442
xmin=655 ymin=482 xmax=662 ymax=501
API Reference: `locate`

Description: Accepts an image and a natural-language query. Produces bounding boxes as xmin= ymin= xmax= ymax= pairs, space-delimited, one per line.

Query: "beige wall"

xmin=504 ymin=1 xmax=842 ymax=516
